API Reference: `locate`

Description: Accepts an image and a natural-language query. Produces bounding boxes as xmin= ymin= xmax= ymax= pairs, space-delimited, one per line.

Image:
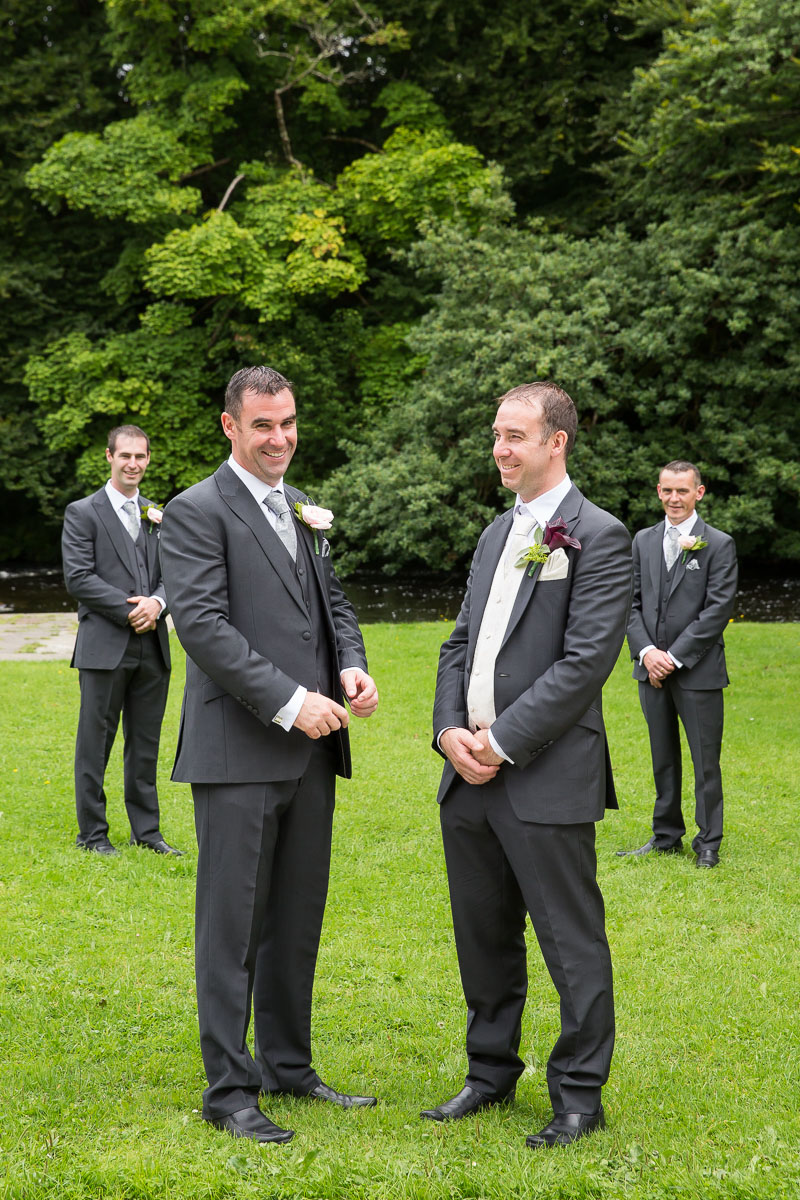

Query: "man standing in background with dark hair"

xmin=160 ymin=365 xmax=379 ymax=1145
xmin=423 ymin=382 xmax=632 ymax=1148
xmin=620 ymin=460 xmax=737 ymax=867
xmin=62 ymin=425 xmax=179 ymax=857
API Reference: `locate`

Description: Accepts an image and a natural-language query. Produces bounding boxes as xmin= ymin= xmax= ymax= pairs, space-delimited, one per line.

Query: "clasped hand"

xmin=294 ymin=668 xmax=378 ymax=740
xmin=127 ymin=595 xmax=160 ymax=633
xmin=440 ymin=727 xmax=502 ymax=786
xmin=642 ymin=648 xmax=676 ymax=689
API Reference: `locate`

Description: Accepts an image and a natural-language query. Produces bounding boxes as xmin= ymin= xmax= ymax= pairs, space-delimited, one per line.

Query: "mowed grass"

xmin=0 ymin=621 xmax=798 ymax=1199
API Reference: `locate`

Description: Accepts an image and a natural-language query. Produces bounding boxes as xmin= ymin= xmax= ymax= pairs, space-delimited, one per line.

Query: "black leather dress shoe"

xmin=526 ymin=1107 xmax=605 ymax=1148
xmin=696 ymin=848 xmax=719 ymax=868
xmin=420 ymin=1085 xmax=514 ymax=1122
xmin=616 ymin=837 xmax=682 ymax=857
xmin=206 ymin=1106 xmax=294 ymax=1143
xmin=308 ymin=1081 xmax=377 ymax=1108
xmin=131 ymin=838 xmax=184 ymax=856
xmin=79 ymin=838 xmax=119 ymax=856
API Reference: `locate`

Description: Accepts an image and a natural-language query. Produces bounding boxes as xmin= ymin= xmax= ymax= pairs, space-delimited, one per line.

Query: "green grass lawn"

xmin=1 ymin=622 xmax=799 ymax=1199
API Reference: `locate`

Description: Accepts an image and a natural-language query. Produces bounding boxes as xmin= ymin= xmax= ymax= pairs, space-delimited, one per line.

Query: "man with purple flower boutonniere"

xmin=619 ymin=461 xmax=738 ymax=869
xmin=423 ymin=382 xmax=632 ymax=1149
xmin=61 ymin=424 xmax=180 ymax=858
xmin=159 ymin=365 xmax=378 ymax=1146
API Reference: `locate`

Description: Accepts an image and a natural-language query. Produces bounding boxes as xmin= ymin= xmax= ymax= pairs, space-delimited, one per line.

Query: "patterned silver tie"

xmin=263 ymin=490 xmax=297 ymax=561
xmin=121 ymin=499 xmax=140 ymax=541
xmin=665 ymin=524 xmax=681 ymax=570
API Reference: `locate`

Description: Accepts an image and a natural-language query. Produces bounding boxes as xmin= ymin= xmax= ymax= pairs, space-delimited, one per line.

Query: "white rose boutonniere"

xmin=293 ymin=501 xmax=334 ymax=555
xmin=140 ymin=503 xmax=164 ymax=533
xmin=678 ymin=534 xmax=708 ymax=564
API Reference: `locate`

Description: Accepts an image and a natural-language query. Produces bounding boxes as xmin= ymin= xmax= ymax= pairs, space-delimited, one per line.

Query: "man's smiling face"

xmin=221 ymin=387 xmax=297 ymax=486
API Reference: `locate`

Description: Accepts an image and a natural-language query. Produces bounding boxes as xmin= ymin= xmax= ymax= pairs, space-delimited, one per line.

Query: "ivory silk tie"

xmin=263 ymin=490 xmax=298 ymax=561
xmin=121 ymin=499 xmax=140 ymax=541
xmin=466 ymin=511 xmax=539 ymax=731
xmin=665 ymin=524 xmax=681 ymax=570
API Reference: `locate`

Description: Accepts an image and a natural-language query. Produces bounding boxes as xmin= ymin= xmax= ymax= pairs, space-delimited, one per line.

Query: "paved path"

xmin=0 ymin=612 xmax=78 ymax=660
xmin=0 ymin=613 xmax=176 ymax=661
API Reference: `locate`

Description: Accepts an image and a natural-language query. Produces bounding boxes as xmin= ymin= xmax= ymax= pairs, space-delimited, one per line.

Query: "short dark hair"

xmin=661 ymin=460 xmax=702 ymax=486
xmin=224 ymin=365 xmax=294 ymax=422
xmin=495 ymin=381 xmax=578 ymax=458
xmin=107 ymin=424 xmax=150 ymax=453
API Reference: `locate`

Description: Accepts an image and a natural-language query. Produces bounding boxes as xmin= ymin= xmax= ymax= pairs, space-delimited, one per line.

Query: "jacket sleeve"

xmin=61 ymin=502 xmax=133 ymax=627
xmin=668 ymin=534 xmax=738 ymax=668
xmin=490 ymin=519 xmax=633 ymax=768
xmin=625 ymin=531 xmax=652 ymax=660
xmin=431 ymin=529 xmax=489 ymax=750
xmin=160 ymin=491 xmax=299 ymax=724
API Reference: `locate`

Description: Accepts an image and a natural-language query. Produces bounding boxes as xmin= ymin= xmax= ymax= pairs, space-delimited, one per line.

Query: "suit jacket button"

xmin=302 ymin=630 xmax=311 ymax=641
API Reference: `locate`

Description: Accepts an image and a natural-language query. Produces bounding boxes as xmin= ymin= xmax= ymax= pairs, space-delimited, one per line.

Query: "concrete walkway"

xmin=0 ymin=612 xmax=78 ymax=660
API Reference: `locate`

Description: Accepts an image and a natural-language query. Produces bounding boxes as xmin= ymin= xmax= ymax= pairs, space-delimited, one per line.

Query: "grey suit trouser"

xmin=193 ymin=743 xmax=336 ymax=1119
xmin=74 ymin=630 xmax=167 ymax=847
xmin=440 ymin=772 xmax=614 ymax=1115
xmin=639 ymin=677 xmax=725 ymax=852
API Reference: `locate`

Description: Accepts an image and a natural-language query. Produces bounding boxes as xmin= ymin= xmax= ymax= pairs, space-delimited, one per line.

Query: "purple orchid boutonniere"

xmin=515 ymin=517 xmax=582 ymax=577
xmin=293 ymin=501 xmax=334 ymax=556
xmin=678 ymin=534 xmax=708 ymax=565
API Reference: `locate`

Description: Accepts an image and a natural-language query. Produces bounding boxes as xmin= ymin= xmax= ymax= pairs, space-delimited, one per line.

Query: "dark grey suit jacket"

xmin=433 ymin=485 xmax=633 ymax=824
xmin=159 ymin=463 xmax=367 ymax=786
xmin=62 ymin=487 xmax=170 ymax=670
xmin=627 ymin=517 xmax=737 ymax=689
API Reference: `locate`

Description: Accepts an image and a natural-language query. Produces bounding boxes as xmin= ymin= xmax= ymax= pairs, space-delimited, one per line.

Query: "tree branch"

xmin=217 ymin=173 xmax=245 ymax=212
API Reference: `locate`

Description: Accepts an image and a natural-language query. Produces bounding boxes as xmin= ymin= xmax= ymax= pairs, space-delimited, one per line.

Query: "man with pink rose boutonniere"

xmin=423 ymin=382 xmax=632 ymax=1149
xmin=61 ymin=424 xmax=180 ymax=857
xmin=619 ymin=460 xmax=737 ymax=869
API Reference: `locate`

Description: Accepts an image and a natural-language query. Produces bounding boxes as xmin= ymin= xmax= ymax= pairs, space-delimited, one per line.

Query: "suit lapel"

xmin=93 ymin=489 xmax=138 ymax=580
xmin=646 ymin=522 xmax=663 ymax=596
xmin=139 ymin=494 xmax=160 ymax=589
xmin=214 ymin=464 xmax=307 ymax=620
xmin=501 ymin=484 xmax=583 ymax=648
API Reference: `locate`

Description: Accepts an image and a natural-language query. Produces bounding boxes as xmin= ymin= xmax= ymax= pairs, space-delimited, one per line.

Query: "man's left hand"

xmin=472 ymin=728 xmax=504 ymax=766
xmin=127 ymin=595 xmax=160 ymax=633
xmin=340 ymin=668 xmax=379 ymax=718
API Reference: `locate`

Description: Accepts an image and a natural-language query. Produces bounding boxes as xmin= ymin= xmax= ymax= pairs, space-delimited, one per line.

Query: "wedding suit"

xmin=627 ymin=516 xmax=737 ymax=852
xmin=159 ymin=462 xmax=367 ymax=1119
xmin=433 ymin=485 xmax=632 ymax=1115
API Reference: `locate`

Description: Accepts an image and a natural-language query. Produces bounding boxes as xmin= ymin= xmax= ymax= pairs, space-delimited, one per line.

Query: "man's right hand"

xmin=643 ymin=648 xmax=675 ymax=688
xmin=440 ymin=727 xmax=500 ymax=786
xmin=294 ymin=692 xmax=350 ymax=739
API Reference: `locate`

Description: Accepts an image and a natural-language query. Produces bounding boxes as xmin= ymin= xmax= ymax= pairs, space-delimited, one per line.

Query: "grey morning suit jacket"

xmin=433 ymin=485 xmax=633 ymax=824
xmin=159 ymin=462 xmax=367 ymax=785
xmin=627 ymin=517 xmax=737 ymax=689
xmin=62 ymin=487 xmax=170 ymax=670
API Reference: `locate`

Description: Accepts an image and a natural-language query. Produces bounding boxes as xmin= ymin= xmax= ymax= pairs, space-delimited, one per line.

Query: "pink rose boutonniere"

xmin=293 ymin=501 xmax=334 ymax=555
xmin=516 ymin=517 xmax=582 ymax=577
xmin=678 ymin=534 xmax=708 ymax=564
xmin=140 ymin=503 xmax=164 ymax=533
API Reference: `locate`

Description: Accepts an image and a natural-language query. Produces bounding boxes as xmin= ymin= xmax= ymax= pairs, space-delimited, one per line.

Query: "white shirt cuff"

xmin=273 ymin=685 xmax=307 ymax=731
xmin=151 ymin=595 xmax=167 ymax=616
xmin=639 ymin=644 xmax=656 ymax=665
xmin=667 ymin=651 xmax=683 ymax=669
xmin=488 ymin=727 xmax=513 ymax=764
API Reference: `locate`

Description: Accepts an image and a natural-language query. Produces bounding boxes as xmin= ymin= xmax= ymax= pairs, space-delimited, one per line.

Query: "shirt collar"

xmin=514 ymin=474 xmax=572 ymax=529
xmin=663 ymin=512 xmax=698 ymax=538
xmin=227 ymin=454 xmax=286 ymax=506
xmin=105 ymin=479 xmax=139 ymax=510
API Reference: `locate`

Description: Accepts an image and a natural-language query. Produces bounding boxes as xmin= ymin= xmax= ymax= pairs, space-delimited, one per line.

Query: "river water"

xmin=1 ymin=565 xmax=799 ymax=622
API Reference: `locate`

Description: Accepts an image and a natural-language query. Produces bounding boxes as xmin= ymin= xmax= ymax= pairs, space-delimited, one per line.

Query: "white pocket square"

xmin=686 ymin=559 xmax=700 ymax=571
xmin=540 ymin=547 xmax=569 ymax=581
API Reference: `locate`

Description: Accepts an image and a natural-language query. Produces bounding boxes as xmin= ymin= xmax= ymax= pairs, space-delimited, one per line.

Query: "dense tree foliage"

xmin=4 ymin=0 xmax=799 ymax=568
